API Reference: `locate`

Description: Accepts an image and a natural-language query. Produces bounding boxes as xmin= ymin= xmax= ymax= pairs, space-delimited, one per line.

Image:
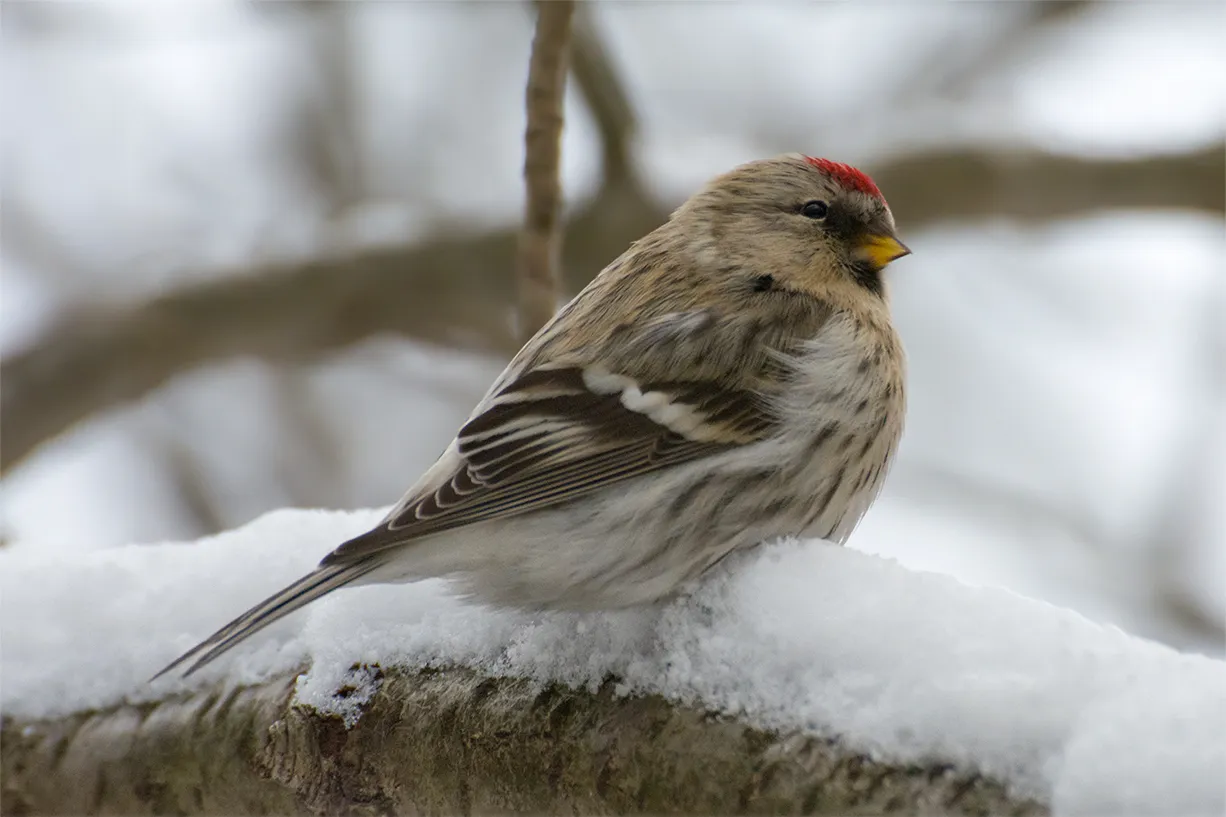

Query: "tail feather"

xmin=152 ymin=560 xmax=380 ymax=681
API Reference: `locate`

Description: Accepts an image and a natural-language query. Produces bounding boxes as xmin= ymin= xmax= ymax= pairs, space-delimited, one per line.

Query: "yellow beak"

xmin=855 ymin=233 xmax=911 ymax=271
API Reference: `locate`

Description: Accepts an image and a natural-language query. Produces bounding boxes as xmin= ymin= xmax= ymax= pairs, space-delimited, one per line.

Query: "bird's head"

xmin=677 ymin=154 xmax=910 ymax=300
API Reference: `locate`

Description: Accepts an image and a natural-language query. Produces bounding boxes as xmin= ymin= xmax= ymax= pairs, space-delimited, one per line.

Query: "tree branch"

xmin=292 ymin=0 xmax=367 ymax=218
xmin=3 ymin=146 xmax=1220 ymax=474
xmin=874 ymin=144 xmax=1224 ymax=225
xmin=517 ymin=0 xmax=574 ymax=342
xmin=568 ymin=4 xmax=638 ymax=186
xmin=0 ymin=667 xmax=1043 ymax=815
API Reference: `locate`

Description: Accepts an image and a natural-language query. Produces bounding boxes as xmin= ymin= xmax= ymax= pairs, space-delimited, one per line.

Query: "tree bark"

xmin=1 ymin=666 xmax=1045 ymax=816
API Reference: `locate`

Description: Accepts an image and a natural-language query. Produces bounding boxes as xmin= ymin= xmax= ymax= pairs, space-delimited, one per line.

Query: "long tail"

xmin=152 ymin=559 xmax=382 ymax=681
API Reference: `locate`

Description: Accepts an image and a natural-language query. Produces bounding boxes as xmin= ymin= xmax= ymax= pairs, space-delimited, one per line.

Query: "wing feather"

xmin=321 ymin=365 xmax=775 ymax=565
xmin=152 ymin=560 xmax=382 ymax=679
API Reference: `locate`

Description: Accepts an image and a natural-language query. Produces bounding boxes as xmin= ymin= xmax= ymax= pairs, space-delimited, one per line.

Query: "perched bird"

xmin=156 ymin=154 xmax=910 ymax=679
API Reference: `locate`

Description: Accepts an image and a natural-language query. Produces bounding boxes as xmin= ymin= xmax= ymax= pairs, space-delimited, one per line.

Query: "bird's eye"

xmin=800 ymin=200 xmax=829 ymax=219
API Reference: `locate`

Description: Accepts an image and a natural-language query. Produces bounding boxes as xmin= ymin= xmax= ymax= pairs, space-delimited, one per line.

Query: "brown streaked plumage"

xmin=155 ymin=154 xmax=910 ymax=679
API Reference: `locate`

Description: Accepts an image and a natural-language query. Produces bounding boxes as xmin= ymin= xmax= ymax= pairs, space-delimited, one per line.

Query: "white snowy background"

xmin=1 ymin=2 xmax=1224 ymax=812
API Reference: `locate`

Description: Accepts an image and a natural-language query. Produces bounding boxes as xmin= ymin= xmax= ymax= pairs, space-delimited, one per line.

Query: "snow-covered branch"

xmin=1 ymin=509 xmax=1222 ymax=815
xmin=1 ymin=668 xmax=1042 ymax=815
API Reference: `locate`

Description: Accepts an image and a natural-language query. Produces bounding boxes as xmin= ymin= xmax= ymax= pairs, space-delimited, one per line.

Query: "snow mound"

xmin=2 ymin=508 xmax=1222 ymax=815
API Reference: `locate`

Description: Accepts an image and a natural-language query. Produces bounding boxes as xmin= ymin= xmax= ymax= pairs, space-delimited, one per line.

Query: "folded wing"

xmin=322 ymin=363 xmax=778 ymax=564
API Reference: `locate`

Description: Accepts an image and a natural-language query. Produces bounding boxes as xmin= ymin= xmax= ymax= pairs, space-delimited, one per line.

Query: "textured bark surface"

xmin=1 ymin=666 xmax=1046 ymax=816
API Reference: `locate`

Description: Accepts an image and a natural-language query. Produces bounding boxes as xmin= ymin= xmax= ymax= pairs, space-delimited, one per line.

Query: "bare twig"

xmin=895 ymin=1 xmax=1095 ymax=103
xmin=3 ymin=146 xmax=1221 ymax=475
xmin=568 ymin=5 xmax=637 ymax=186
xmin=269 ymin=366 xmax=348 ymax=510
xmin=1 ymin=194 xmax=88 ymax=294
xmin=292 ymin=0 xmax=366 ymax=218
xmin=516 ymin=0 xmax=574 ymax=342
xmin=146 ymin=423 xmax=229 ymax=538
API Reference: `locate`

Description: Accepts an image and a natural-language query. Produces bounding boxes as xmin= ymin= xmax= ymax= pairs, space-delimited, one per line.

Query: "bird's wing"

xmin=154 ymin=319 xmax=781 ymax=679
xmin=322 ymin=368 xmax=775 ymax=564
xmin=322 ymin=317 xmax=788 ymax=566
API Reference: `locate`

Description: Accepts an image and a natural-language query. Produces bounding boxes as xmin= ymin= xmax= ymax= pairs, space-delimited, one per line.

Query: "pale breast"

xmin=779 ymin=312 xmax=905 ymax=543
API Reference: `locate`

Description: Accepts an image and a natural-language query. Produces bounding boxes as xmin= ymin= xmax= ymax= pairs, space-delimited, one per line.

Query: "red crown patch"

xmin=803 ymin=156 xmax=883 ymax=200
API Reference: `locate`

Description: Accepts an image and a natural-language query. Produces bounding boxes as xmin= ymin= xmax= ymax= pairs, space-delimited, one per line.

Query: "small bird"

xmin=156 ymin=154 xmax=910 ymax=679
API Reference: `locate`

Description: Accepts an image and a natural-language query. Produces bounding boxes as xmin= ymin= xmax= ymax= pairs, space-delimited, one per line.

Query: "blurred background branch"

xmin=569 ymin=4 xmax=638 ymax=189
xmin=876 ymin=146 xmax=1223 ymax=223
xmin=893 ymin=0 xmax=1095 ymax=104
xmin=516 ymin=0 xmax=574 ymax=342
xmin=291 ymin=0 xmax=366 ymax=222
xmin=2 ymin=146 xmax=1220 ymax=476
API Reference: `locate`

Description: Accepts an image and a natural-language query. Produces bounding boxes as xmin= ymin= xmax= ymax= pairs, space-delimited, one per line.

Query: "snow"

xmin=2 ymin=508 xmax=1223 ymax=815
